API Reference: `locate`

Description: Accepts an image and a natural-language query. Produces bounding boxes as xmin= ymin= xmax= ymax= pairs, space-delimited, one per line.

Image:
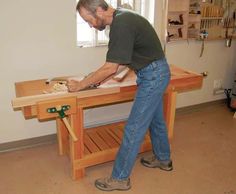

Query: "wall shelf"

xmin=167 ymin=0 xmax=189 ymax=42
xmin=166 ymin=0 xmax=236 ymax=42
xmin=201 ymin=17 xmax=223 ymax=19
xmin=168 ymin=25 xmax=186 ymax=28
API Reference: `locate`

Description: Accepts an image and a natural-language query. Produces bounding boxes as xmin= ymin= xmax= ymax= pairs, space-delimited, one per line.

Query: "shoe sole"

xmin=141 ymin=161 xmax=173 ymax=171
xmin=95 ymin=184 xmax=131 ymax=191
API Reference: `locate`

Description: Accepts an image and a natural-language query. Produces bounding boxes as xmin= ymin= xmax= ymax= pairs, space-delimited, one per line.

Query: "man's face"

xmin=79 ymin=7 xmax=106 ymax=31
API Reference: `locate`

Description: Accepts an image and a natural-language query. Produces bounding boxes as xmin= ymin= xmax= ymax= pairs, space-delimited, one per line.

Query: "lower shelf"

xmin=74 ymin=121 xmax=152 ymax=169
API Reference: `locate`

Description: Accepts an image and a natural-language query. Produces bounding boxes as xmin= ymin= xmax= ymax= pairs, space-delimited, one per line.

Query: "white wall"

xmin=167 ymin=40 xmax=236 ymax=108
xmin=0 ymin=0 xmax=235 ymax=144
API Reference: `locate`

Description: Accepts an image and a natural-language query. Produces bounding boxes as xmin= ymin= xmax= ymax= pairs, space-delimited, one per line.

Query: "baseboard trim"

xmin=0 ymin=99 xmax=227 ymax=153
xmin=176 ymin=99 xmax=227 ymax=114
xmin=0 ymin=134 xmax=57 ymax=153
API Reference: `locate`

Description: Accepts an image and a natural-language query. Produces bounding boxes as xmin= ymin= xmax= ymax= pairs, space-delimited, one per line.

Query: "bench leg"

xmin=164 ymin=87 xmax=177 ymax=141
xmin=69 ymin=107 xmax=85 ymax=180
xmin=56 ymin=118 xmax=69 ymax=155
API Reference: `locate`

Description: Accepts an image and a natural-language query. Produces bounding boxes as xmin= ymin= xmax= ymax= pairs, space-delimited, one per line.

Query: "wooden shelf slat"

xmin=84 ymin=145 xmax=91 ymax=155
xmin=96 ymin=128 xmax=120 ymax=148
xmin=84 ymin=133 xmax=100 ymax=153
xmin=105 ymin=128 xmax=122 ymax=144
xmin=144 ymin=132 xmax=151 ymax=142
xmin=109 ymin=127 xmax=124 ymax=141
xmin=87 ymin=130 xmax=110 ymax=151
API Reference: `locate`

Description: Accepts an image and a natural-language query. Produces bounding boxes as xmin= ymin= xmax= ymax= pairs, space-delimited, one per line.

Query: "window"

xmin=76 ymin=0 xmax=155 ymax=47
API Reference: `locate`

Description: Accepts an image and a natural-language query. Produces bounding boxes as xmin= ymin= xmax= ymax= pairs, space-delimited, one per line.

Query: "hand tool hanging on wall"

xmin=199 ymin=30 xmax=208 ymax=57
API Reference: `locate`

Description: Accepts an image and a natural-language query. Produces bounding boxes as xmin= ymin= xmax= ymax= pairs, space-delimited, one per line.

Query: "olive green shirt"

xmin=106 ymin=8 xmax=165 ymax=71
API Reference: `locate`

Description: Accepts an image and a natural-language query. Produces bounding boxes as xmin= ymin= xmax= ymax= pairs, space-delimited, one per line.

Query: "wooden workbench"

xmin=12 ymin=65 xmax=203 ymax=180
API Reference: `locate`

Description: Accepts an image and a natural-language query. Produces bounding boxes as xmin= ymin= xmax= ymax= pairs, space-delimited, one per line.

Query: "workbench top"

xmin=12 ymin=65 xmax=203 ymax=109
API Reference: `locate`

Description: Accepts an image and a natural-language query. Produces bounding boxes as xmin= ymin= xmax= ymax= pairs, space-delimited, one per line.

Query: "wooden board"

xmin=12 ymin=87 xmax=120 ymax=109
xmin=100 ymin=65 xmax=202 ymax=91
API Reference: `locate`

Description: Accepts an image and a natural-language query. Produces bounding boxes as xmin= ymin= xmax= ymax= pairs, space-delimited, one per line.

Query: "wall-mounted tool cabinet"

xmin=166 ymin=0 xmax=236 ymax=42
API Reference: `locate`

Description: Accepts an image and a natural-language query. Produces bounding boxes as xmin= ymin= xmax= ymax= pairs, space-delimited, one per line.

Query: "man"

xmin=68 ymin=0 xmax=173 ymax=191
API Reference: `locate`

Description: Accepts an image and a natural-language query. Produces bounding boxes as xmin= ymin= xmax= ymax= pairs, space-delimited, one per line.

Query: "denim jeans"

xmin=111 ymin=58 xmax=171 ymax=180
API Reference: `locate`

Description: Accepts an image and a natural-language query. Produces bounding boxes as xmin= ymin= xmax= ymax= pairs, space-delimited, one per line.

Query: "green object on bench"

xmin=47 ymin=105 xmax=71 ymax=118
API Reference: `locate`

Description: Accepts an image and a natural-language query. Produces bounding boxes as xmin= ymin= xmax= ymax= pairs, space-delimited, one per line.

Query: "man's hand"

xmin=67 ymin=77 xmax=84 ymax=92
xmin=67 ymin=62 xmax=120 ymax=92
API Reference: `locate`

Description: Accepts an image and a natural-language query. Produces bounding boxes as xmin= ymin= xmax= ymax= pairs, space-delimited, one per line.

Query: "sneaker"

xmin=140 ymin=155 xmax=173 ymax=171
xmin=95 ymin=177 xmax=131 ymax=191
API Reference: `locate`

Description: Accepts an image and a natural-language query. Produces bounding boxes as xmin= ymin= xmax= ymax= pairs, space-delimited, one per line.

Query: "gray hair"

xmin=121 ymin=3 xmax=133 ymax=10
xmin=76 ymin=0 xmax=109 ymax=14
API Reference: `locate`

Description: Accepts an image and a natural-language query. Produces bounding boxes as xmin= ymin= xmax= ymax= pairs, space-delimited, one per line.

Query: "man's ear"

xmin=95 ymin=6 xmax=104 ymax=18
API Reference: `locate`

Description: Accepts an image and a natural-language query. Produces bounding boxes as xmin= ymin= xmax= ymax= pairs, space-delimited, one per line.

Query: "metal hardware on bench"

xmin=47 ymin=105 xmax=71 ymax=118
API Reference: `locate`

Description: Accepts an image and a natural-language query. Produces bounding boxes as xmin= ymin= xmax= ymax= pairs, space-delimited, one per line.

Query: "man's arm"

xmin=67 ymin=62 xmax=119 ymax=92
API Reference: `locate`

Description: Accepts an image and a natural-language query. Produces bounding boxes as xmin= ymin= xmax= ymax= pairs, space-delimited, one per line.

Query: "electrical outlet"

xmin=213 ymin=79 xmax=223 ymax=90
xmin=213 ymin=79 xmax=224 ymax=95
xmin=213 ymin=89 xmax=224 ymax=95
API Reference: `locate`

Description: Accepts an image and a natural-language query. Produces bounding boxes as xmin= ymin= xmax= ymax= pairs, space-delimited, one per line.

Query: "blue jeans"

xmin=111 ymin=58 xmax=171 ymax=180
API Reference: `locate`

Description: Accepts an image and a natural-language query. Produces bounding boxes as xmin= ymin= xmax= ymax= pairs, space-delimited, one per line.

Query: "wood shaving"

xmin=52 ymin=83 xmax=68 ymax=93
